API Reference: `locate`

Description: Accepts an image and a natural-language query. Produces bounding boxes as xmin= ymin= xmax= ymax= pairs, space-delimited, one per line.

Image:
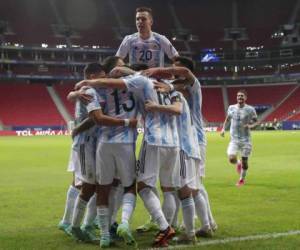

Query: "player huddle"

xmin=57 ymin=6 xmax=258 ymax=249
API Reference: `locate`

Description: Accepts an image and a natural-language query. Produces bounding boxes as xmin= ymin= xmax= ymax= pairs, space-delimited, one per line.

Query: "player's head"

xmin=173 ymin=56 xmax=195 ymax=72
xmin=84 ymin=63 xmax=105 ymax=79
xmin=237 ymin=89 xmax=247 ymax=105
xmin=102 ymin=56 xmax=125 ymax=74
xmin=136 ymin=7 xmax=153 ymax=34
xmin=130 ymin=63 xmax=149 ymax=71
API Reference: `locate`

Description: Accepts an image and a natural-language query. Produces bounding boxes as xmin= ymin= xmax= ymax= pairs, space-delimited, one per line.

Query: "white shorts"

xmin=96 ymin=143 xmax=136 ymax=187
xmin=227 ymin=141 xmax=252 ymax=158
xmin=67 ymin=149 xmax=75 ymax=172
xmin=178 ymin=150 xmax=201 ymax=190
xmin=137 ymin=141 xmax=180 ymax=188
xmin=199 ymin=144 xmax=206 ymax=177
xmin=72 ymin=138 xmax=97 ymax=185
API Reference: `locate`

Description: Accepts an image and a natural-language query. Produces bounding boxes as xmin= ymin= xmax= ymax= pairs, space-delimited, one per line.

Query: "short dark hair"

xmin=84 ymin=63 xmax=104 ymax=77
xmin=237 ymin=89 xmax=247 ymax=96
xmin=130 ymin=63 xmax=149 ymax=71
xmin=136 ymin=7 xmax=153 ymax=18
xmin=102 ymin=56 xmax=123 ymax=74
xmin=174 ymin=56 xmax=195 ymax=72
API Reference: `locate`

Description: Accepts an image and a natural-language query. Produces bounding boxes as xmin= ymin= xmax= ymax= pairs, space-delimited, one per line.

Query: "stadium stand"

xmin=265 ymin=85 xmax=300 ymax=121
xmin=0 ymin=83 xmax=65 ymax=127
xmin=202 ymin=87 xmax=225 ymax=123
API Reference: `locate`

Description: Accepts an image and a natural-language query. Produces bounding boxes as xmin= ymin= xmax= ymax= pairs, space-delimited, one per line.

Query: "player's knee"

xmin=124 ymin=181 xmax=136 ymax=194
xmin=161 ymin=186 xmax=175 ymax=192
xmin=178 ymin=185 xmax=192 ymax=200
xmin=80 ymin=183 xmax=96 ymax=201
xmin=229 ymin=156 xmax=237 ymax=164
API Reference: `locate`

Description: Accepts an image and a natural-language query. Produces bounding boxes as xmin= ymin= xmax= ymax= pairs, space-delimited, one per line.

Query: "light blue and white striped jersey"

xmin=123 ymin=74 xmax=179 ymax=147
xmin=227 ymin=104 xmax=257 ymax=143
xmin=186 ymin=77 xmax=207 ymax=145
xmin=116 ymin=32 xmax=179 ymax=68
xmin=176 ymin=92 xmax=201 ymax=160
xmin=72 ymin=97 xmax=97 ymax=150
xmin=85 ymin=87 xmax=138 ymax=144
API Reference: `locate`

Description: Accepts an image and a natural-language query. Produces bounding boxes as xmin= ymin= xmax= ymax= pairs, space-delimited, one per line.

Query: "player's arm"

xmin=109 ymin=66 xmax=136 ymax=78
xmin=220 ymin=115 xmax=230 ymax=137
xmin=67 ymin=86 xmax=92 ymax=104
xmin=145 ymin=94 xmax=182 ymax=115
xmin=89 ymin=109 xmax=137 ymax=128
xmin=72 ymin=117 xmax=95 ymax=138
xmin=75 ymin=78 xmax=127 ymax=91
xmin=244 ymin=117 xmax=259 ymax=129
xmin=145 ymin=100 xmax=182 ymax=115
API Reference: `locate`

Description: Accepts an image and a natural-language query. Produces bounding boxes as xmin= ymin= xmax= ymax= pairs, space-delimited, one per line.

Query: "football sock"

xmin=181 ymin=196 xmax=195 ymax=237
xmin=193 ymin=190 xmax=210 ymax=229
xmin=139 ymin=187 xmax=169 ymax=231
xmin=121 ymin=192 xmax=136 ymax=224
xmin=72 ymin=197 xmax=87 ymax=227
xmin=162 ymin=191 xmax=176 ymax=225
xmin=61 ymin=185 xmax=80 ymax=224
xmin=82 ymin=193 xmax=96 ymax=227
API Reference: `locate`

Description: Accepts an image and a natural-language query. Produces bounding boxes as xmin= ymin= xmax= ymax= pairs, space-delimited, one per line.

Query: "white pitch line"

xmin=144 ymin=230 xmax=300 ymax=250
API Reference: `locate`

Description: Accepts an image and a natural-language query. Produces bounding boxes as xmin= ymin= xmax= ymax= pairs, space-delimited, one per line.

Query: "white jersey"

xmin=116 ymin=32 xmax=179 ymax=68
xmin=186 ymin=77 xmax=206 ymax=145
xmin=123 ymin=74 xmax=179 ymax=147
xmin=72 ymin=99 xmax=97 ymax=150
xmin=176 ymin=92 xmax=201 ymax=160
xmin=85 ymin=87 xmax=138 ymax=144
xmin=227 ymin=104 xmax=257 ymax=143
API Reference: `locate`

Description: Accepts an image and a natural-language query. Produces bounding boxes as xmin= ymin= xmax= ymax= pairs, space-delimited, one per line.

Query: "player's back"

xmin=124 ymin=74 xmax=179 ymax=147
xmin=94 ymin=87 xmax=138 ymax=144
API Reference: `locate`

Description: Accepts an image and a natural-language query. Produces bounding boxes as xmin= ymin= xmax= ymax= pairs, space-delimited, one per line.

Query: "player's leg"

xmin=227 ymin=141 xmax=242 ymax=176
xmin=68 ymin=182 xmax=96 ymax=242
xmin=95 ymin=143 xmax=116 ymax=247
xmin=114 ymin=144 xmax=137 ymax=245
xmin=137 ymin=144 xmax=174 ymax=247
xmin=236 ymin=142 xmax=252 ymax=186
xmin=197 ymin=144 xmax=217 ymax=232
xmin=58 ymin=177 xmax=81 ymax=232
xmin=58 ymin=149 xmax=81 ymax=232
xmin=173 ymin=154 xmax=198 ymax=244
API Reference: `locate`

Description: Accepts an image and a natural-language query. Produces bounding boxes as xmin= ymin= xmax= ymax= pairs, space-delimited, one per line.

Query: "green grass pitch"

xmin=0 ymin=131 xmax=299 ymax=249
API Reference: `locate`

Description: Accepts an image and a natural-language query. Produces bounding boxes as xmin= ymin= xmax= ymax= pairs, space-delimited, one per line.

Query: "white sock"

xmin=199 ymin=185 xmax=215 ymax=226
xmin=241 ymin=169 xmax=247 ymax=180
xmin=61 ymin=185 xmax=80 ymax=224
xmin=162 ymin=191 xmax=176 ymax=225
xmin=97 ymin=206 xmax=110 ymax=238
xmin=193 ymin=190 xmax=210 ymax=229
xmin=121 ymin=192 xmax=136 ymax=224
xmin=82 ymin=194 xmax=96 ymax=227
xmin=171 ymin=192 xmax=181 ymax=227
xmin=110 ymin=184 xmax=123 ymax=225
xmin=72 ymin=197 xmax=87 ymax=228
xmin=139 ymin=188 xmax=169 ymax=231
xmin=181 ymin=196 xmax=195 ymax=237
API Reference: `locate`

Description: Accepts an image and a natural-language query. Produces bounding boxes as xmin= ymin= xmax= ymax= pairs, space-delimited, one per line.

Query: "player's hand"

xmin=78 ymin=87 xmax=93 ymax=104
xmin=129 ymin=118 xmax=138 ymax=128
xmin=145 ymin=100 xmax=156 ymax=111
xmin=244 ymin=124 xmax=255 ymax=129
xmin=71 ymin=128 xmax=79 ymax=139
xmin=75 ymin=80 xmax=88 ymax=90
xmin=220 ymin=129 xmax=225 ymax=137
xmin=153 ymin=81 xmax=171 ymax=93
